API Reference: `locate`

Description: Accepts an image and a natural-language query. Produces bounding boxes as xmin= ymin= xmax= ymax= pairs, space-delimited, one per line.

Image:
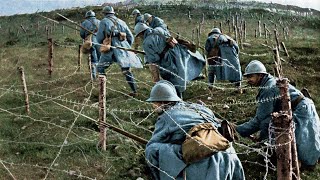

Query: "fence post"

xmin=258 ymin=20 xmax=261 ymax=37
xmin=243 ymin=21 xmax=246 ymax=41
xmin=234 ymin=25 xmax=237 ymax=42
xmin=274 ymin=29 xmax=280 ymax=50
xmin=78 ymin=44 xmax=82 ymax=71
xmin=18 ymin=67 xmax=30 ymax=114
xmin=99 ymin=75 xmax=107 ymax=151
xmin=280 ymin=42 xmax=289 ymax=57
xmin=272 ymin=78 xmax=293 ymax=180
xmin=48 ymin=38 xmax=53 ymax=76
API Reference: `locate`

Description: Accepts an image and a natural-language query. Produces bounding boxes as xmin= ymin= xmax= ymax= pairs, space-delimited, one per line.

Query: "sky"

xmin=0 ymin=0 xmax=319 ymax=16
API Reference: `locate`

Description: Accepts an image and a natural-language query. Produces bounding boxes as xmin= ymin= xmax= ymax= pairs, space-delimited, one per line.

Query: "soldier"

xmin=131 ymin=9 xmax=144 ymax=25
xmin=96 ymin=6 xmax=142 ymax=97
xmin=205 ymin=27 xmax=242 ymax=93
xmin=80 ymin=10 xmax=100 ymax=79
xmin=134 ymin=23 xmax=205 ymax=98
xmin=145 ymin=80 xmax=245 ymax=180
xmin=236 ymin=60 xmax=320 ymax=169
xmin=144 ymin=13 xmax=168 ymax=31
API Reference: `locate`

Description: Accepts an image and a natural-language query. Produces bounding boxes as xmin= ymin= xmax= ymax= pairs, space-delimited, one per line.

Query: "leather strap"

xmin=291 ymin=94 xmax=304 ymax=110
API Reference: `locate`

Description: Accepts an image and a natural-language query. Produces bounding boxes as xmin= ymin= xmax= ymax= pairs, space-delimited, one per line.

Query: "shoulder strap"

xmin=87 ymin=19 xmax=98 ymax=32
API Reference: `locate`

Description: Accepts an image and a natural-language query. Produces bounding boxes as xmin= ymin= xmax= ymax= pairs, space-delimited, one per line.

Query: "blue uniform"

xmin=80 ymin=17 xmax=100 ymax=78
xmin=205 ymin=32 xmax=242 ymax=86
xmin=236 ymin=74 xmax=320 ymax=166
xmin=149 ymin=16 xmax=168 ymax=31
xmin=146 ymin=102 xmax=245 ymax=180
xmin=142 ymin=27 xmax=205 ymax=93
xmin=96 ymin=14 xmax=142 ymax=93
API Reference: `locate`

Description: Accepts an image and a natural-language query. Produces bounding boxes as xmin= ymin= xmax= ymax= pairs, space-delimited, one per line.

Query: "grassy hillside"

xmin=0 ymin=3 xmax=319 ymax=179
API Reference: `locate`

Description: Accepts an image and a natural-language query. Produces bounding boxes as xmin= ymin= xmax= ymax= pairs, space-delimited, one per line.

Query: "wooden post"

xmin=78 ymin=44 xmax=82 ymax=71
xmin=272 ymin=78 xmax=293 ymax=180
xmin=255 ymin=29 xmax=257 ymax=38
xmin=258 ymin=20 xmax=261 ymax=37
xmin=201 ymin=13 xmax=205 ymax=24
xmin=37 ymin=21 xmax=40 ymax=31
xmin=274 ymin=29 xmax=280 ymax=50
xmin=264 ymin=23 xmax=267 ymax=39
xmin=48 ymin=38 xmax=53 ymax=76
xmin=191 ymin=29 xmax=194 ymax=44
xmin=234 ymin=25 xmax=237 ymax=42
xmin=18 ymin=67 xmax=30 ymax=114
xmin=232 ymin=16 xmax=235 ymax=28
xmin=99 ymin=75 xmax=107 ymax=151
xmin=283 ymin=27 xmax=286 ymax=40
xmin=219 ymin=22 xmax=222 ymax=33
xmin=75 ymin=26 xmax=78 ymax=35
xmin=238 ymin=27 xmax=243 ymax=49
xmin=243 ymin=21 xmax=246 ymax=41
xmin=273 ymin=48 xmax=282 ymax=78
xmin=62 ymin=25 xmax=65 ymax=34
xmin=227 ymin=19 xmax=231 ymax=33
xmin=88 ymin=54 xmax=93 ymax=81
xmin=46 ymin=26 xmax=49 ymax=39
xmin=20 ymin=24 xmax=27 ymax=33
xmin=281 ymin=42 xmax=289 ymax=57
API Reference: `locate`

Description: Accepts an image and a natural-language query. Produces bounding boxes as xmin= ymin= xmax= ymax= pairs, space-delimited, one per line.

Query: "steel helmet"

xmin=144 ymin=13 xmax=152 ymax=22
xmin=134 ymin=22 xmax=150 ymax=37
xmin=211 ymin=27 xmax=221 ymax=34
xmin=103 ymin=6 xmax=115 ymax=14
xmin=244 ymin=60 xmax=268 ymax=76
xmin=132 ymin=9 xmax=140 ymax=15
xmin=85 ymin=10 xmax=95 ymax=18
xmin=146 ymin=80 xmax=182 ymax=102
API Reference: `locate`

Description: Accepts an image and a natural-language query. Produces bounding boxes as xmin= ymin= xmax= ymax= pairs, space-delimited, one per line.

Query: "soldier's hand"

xmin=166 ymin=37 xmax=178 ymax=48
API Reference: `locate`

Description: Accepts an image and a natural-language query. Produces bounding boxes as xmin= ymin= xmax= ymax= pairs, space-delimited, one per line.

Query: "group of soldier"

xmin=80 ymin=6 xmax=320 ymax=180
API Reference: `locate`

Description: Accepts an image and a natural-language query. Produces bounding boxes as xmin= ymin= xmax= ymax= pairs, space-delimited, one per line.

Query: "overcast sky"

xmin=0 ymin=0 xmax=319 ymax=16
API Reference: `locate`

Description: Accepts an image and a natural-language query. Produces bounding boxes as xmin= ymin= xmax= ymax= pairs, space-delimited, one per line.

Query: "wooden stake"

xmin=258 ymin=20 xmax=261 ymax=37
xmin=272 ymin=79 xmax=293 ymax=180
xmin=48 ymin=38 xmax=53 ymax=76
xmin=219 ymin=22 xmax=222 ymax=33
xmin=234 ymin=25 xmax=237 ymax=42
xmin=99 ymin=75 xmax=107 ymax=151
xmin=78 ymin=44 xmax=82 ymax=71
xmin=18 ymin=67 xmax=30 ymax=114
xmin=264 ymin=23 xmax=267 ymax=39
xmin=20 ymin=24 xmax=27 ymax=33
xmin=274 ymin=30 xmax=280 ymax=50
xmin=280 ymin=42 xmax=289 ymax=57
xmin=243 ymin=21 xmax=246 ymax=41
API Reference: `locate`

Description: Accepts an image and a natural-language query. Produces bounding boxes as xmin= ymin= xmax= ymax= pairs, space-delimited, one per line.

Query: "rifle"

xmin=56 ymin=13 xmax=95 ymax=35
xmin=91 ymin=42 xmax=146 ymax=55
xmin=53 ymin=101 xmax=148 ymax=145
xmin=37 ymin=14 xmax=80 ymax=32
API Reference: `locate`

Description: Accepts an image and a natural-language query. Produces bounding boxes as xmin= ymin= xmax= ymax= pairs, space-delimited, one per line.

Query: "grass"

xmin=0 ymin=4 xmax=319 ymax=179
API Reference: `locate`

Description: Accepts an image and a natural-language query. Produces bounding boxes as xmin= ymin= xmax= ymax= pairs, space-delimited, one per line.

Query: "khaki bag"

xmin=182 ymin=122 xmax=230 ymax=164
xmin=81 ymin=34 xmax=93 ymax=54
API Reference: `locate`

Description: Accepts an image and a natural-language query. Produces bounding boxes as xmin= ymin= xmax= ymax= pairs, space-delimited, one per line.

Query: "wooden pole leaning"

xmin=18 ymin=67 xmax=30 ymax=114
xmin=99 ymin=75 xmax=107 ymax=151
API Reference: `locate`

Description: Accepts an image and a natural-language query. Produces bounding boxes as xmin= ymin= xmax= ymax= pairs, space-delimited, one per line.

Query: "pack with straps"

xmin=181 ymin=107 xmax=231 ymax=164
